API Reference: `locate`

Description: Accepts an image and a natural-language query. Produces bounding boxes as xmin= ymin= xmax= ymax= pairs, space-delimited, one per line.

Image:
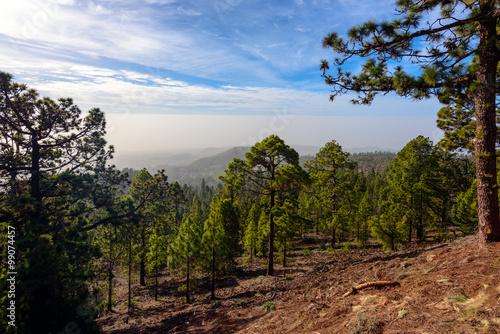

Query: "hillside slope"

xmin=97 ymin=236 xmax=500 ymax=333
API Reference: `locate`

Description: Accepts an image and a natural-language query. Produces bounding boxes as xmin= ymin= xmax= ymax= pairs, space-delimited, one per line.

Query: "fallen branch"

xmin=342 ymin=281 xmax=400 ymax=298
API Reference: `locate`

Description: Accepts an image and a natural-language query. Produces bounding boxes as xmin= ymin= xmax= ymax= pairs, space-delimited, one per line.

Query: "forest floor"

xmin=97 ymin=234 xmax=500 ymax=333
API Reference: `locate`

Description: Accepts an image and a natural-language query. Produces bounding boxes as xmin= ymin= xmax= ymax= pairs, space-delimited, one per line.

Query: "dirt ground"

xmin=97 ymin=235 xmax=500 ymax=333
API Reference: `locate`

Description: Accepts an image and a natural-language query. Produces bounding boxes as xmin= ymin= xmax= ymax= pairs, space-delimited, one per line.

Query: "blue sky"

xmin=1 ymin=0 xmax=443 ymax=152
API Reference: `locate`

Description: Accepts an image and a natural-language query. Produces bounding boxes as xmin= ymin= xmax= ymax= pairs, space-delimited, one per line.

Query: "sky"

xmin=1 ymin=0 xmax=444 ymax=154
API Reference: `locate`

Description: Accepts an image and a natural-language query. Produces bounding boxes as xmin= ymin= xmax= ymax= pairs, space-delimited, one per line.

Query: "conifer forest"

xmin=4 ymin=1 xmax=500 ymax=333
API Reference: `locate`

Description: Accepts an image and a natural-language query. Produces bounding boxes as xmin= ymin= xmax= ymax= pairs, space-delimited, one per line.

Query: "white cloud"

xmin=1 ymin=0 xmax=444 ymax=120
xmin=177 ymin=7 xmax=202 ymax=16
xmin=26 ymin=64 xmax=440 ymax=119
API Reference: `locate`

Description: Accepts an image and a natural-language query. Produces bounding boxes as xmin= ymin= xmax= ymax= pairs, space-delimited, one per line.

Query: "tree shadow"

xmin=107 ymin=308 xmax=266 ymax=333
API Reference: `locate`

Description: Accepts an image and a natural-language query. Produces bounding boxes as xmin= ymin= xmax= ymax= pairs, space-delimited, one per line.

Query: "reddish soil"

xmin=97 ymin=235 xmax=500 ymax=333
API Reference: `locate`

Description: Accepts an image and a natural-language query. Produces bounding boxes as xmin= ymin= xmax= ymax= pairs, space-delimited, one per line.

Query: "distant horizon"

xmin=105 ymin=113 xmax=443 ymax=159
xmin=111 ymin=144 xmax=398 ymax=155
xmin=107 ymin=137 xmax=404 ymax=171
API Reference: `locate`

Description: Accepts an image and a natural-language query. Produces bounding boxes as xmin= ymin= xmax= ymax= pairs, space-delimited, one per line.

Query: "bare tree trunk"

xmin=140 ymin=228 xmax=146 ymax=286
xmin=267 ymin=189 xmax=275 ymax=276
xmin=186 ymin=257 xmax=191 ymax=303
xmin=211 ymin=246 xmax=216 ymax=300
xmin=475 ymin=3 xmax=500 ymax=247
xmin=282 ymin=241 xmax=286 ymax=268
xmin=154 ymin=247 xmax=158 ymax=301
xmin=331 ymin=226 xmax=336 ymax=246
xmin=128 ymin=239 xmax=132 ymax=313
xmin=107 ymin=265 xmax=113 ymax=312
xmin=30 ymin=135 xmax=42 ymax=202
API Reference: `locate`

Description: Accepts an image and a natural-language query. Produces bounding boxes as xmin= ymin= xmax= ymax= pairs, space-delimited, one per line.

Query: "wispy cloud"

xmin=1 ymin=0 xmax=441 ymax=120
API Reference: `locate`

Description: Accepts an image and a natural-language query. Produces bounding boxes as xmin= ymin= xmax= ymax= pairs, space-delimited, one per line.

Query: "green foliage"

xmin=384 ymin=136 xmax=439 ymax=243
xmin=275 ymin=197 xmax=302 ymax=267
xmin=168 ymin=215 xmax=202 ymax=303
xmin=146 ymin=229 xmax=168 ymax=275
xmin=243 ymin=203 xmax=260 ymax=262
xmin=302 ymin=247 xmax=311 ymax=257
xmin=232 ymin=300 xmax=248 ymax=308
xmin=369 ymin=197 xmax=408 ymax=251
xmin=256 ymin=210 xmax=270 ymax=257
xmin=201 ymin=193 xmax=240 ymax=299
xmin=354 ymin=191 xmax=373 ymax=245
xmin=168 ymin=215 xmax=202 ymax=270
xmin=226 ymin=134 xmax=306 ymax=275
xmin=0 ymin=73 xmax=114 ymax=333
xmin=128 ymin=168 xmax=173 ymax=287
xmin=341 ymin=241 xmax=353 ymax=251
xmin=453 ymin=182 xmax=478 ymax=235
xmin=304 ymin=140 xmax=355 ymax=246
xmin=347 ymin=311 xmax=379 ymax=334
xmin=263 ymin=301 xmax=276 ymax=312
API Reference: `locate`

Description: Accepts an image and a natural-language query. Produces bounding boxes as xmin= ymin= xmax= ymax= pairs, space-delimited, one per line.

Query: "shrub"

xmin=263 ymin=301 xmax=276 ymax=312
xmin=303 ymin=247 xmax=311 ymax=256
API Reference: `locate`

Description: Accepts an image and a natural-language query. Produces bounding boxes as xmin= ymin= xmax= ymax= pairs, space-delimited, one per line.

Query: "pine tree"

xmin=257 ymin=209 xmax=270 ymax=257
xmin=129 ymin=169 xmax=171 ymax=286
xmin=275 ymin=198 xmax=301 ymax=267
xmin=201 ymin=195 xmax=240 ymax=299
xmin=0 ymin=72 xmax=116 ymax=333
xmin=305 ymin=140 xmax=355 ymax=246
xmin=147 ymin=224 xmax=168 ymax=301
xmin=386 ymin=136 xmax=439 ymax=243
xmin=168 ymin=215 xmax=202 ymax=303
xmin=98 ymin=224 xmax=124 ymax=312
xmin=369 ymin=188 xmax=408 ymax=251
xmin=453 ymin=182 xmax=478 ymax=235
xmin=243 ymin=204 xmax=260 ymax=264
xmin=355 ymin=191 xmax=373 ymax=245
xmin=240 ymin=135 xmax=303 ymax=276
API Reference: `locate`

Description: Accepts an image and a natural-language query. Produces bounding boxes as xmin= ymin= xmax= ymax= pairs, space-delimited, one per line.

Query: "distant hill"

xmin=187 ymin=146 xmax=249 ymax=172
xmin=345 ymin=146 xmax=397 ymax=154
xmin=114 ymin=146 xmax=397 ymax=187
xmin=136 ymin=147 xmax=249 ymax=187
xmin=110 ymin=147 xmax=231 ymax=170
xmin=350 ymin=151 xmax=397 ymax=173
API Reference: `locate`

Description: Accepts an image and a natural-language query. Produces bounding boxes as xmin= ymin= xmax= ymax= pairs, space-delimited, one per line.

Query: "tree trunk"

xmin=211 ymin=246 xmax=216 ymax=300
xmin=331 ymin=172 xmax=337 ymax=246
xmin=140 ymin=229 xmax=146 ymax=286
xmin=128 ymin=240 xmax=132 ymax=313
xmin=416 ymin=226 xmax=423 ymax=243
xmin=331 ymin=226 xmax=336 ymax=246
xmin=154 ymin=247 xmax=158 ymax=301
xmin=267 ymin=188 xmax=275 ymax=276
xmin=475 ymin=4 xmax=500 ymax=247
xmin=282 ymin=241 xmax=286 ymax=268
xmin=407 ymin=219 xmax=412 ymax=245
xmin=186 ymin=257 xmax=190 ymax=303
xmin=107 ymin=233 xmax=114 ymax=312
xmin=30 ymin=135 xmax=42 ymax=203
xmin=107 ymin=265 xmax=113 ymax=312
